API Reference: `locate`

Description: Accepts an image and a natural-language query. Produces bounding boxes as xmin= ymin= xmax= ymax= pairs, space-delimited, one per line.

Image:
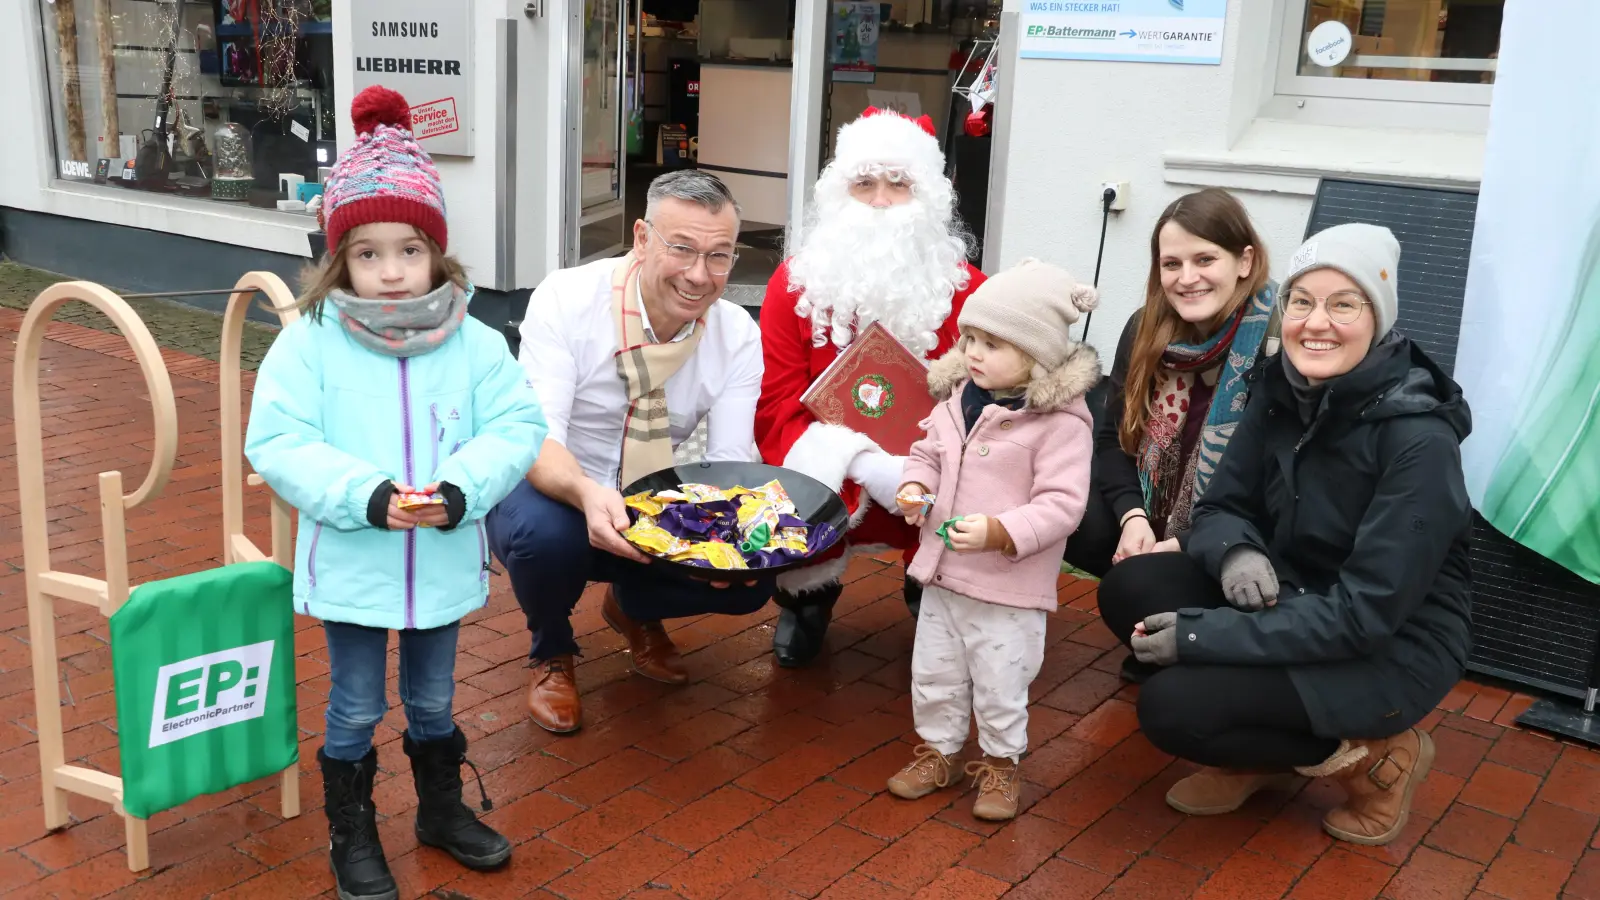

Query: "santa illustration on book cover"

xmin=755 ymin=107 xmax=987 ymax=667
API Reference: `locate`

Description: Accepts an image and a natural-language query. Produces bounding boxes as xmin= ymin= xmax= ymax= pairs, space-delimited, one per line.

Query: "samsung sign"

xmin=350 ymin=0 xmax=475 ymax=156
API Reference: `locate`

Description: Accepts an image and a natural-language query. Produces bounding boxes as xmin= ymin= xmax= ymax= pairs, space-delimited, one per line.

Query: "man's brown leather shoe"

xmin=527 ymin=656 xmax=581 ymax=733
xmin=601 ymin=590 xmax=689 ymax=684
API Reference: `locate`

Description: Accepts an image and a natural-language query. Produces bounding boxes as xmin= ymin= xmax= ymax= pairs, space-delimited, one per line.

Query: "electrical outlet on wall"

xmin=1102 ymin=181 xmax=1131 ymax=212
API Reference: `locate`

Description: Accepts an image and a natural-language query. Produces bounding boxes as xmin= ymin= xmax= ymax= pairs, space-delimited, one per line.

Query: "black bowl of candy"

xmin=620 ymin=461 xmax=849 ymax=582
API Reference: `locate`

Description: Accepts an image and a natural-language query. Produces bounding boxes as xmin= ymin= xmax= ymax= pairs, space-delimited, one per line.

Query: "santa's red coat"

xmin=755 ymin=258 xmax=986 ymax=589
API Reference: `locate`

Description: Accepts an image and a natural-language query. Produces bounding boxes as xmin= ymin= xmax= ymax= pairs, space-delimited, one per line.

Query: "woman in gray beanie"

xmin=1097 ymin=223 xmax=1474 ymax=847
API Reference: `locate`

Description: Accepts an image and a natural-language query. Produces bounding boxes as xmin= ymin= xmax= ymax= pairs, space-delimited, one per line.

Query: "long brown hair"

xmin=1119 ymin=188 xmax=1270 ymax=455
xmin=288 ymin=227 xmax=469 ymax=320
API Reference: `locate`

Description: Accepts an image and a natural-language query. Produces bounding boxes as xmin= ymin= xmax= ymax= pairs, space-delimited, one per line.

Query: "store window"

xmin=34 ymin=0 xmax=335 ymax=213
xmin=1279 ymin=1 xmax=1502 ymax=106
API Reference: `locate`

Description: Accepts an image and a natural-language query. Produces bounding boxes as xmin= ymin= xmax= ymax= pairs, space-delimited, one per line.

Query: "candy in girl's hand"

xmin=396 ymin=491 xmax=445 ymax=511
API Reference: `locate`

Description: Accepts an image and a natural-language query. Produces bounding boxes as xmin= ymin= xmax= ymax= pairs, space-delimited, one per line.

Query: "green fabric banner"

xmin=1458 ymin=3 xmax=1600 ymax=585
xmin=110 ymin=562 xmax=299 ymax=819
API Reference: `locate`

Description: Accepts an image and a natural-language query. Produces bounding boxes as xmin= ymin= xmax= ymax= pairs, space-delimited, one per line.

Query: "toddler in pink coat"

xmin=889 ymin=258 xmax=1101 ymax=821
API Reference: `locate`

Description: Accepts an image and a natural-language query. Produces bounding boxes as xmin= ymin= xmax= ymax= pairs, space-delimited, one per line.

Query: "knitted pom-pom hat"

xmin=322 ymin=86 xmax=448 ymax=252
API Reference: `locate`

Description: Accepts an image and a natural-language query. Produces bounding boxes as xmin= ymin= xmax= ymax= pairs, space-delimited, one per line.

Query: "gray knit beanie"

xmin=1283 ymin=223 xmax=1401 ymax=341
xmin=957 ymin=258 xmax=1098 ymax=369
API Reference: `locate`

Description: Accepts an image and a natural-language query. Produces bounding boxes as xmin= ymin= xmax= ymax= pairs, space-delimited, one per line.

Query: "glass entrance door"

xmin=565 ymin=0 xmax=629 ymax=265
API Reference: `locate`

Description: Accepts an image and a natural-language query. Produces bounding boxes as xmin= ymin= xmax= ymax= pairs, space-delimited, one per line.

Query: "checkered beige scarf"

xmin=612 ymin=253 xmax=705 ymax=488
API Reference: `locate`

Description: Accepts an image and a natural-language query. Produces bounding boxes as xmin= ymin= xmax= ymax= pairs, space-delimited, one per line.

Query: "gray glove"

xmin=1219 ymin=546 xmax=1279 ymax=611
xmin=1130 ymin=612 xmax=1178 ymax=666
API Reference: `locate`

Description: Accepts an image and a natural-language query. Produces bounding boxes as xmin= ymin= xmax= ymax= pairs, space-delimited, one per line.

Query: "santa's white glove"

xmin=847 ymin=449 xmax=909 ymax=510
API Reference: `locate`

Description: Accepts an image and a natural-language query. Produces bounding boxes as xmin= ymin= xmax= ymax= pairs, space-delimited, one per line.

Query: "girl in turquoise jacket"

xmin=244 ymin=86 xmax=544 ymax=900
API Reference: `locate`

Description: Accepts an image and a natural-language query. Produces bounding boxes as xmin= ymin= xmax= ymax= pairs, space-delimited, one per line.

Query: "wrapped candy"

xmin=624 ymin=490 xmax=671 ymax=517
xmin=622 ymin=516 xmax=691 ymax=557
xmin=669 ymin=541 xmax=749 ymax=570
xmin=898 ymin=492 xmax=936 ymax=518
xmin=396 ymin=491 xmax=444 ymax=511
xmin=757 ymin=480 xmax=797 ymax=514
xmin=622 ymin=479 xmax=836 ymax=570
xmin=736 ymin=496 xmax=782 ymax=546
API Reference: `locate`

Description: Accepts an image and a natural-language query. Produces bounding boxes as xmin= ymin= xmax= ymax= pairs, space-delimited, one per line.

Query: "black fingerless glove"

xmin=436 ymin=481 xmax=466 ymax=531
xmin=367 ymin=481 xmax=398 ymax=529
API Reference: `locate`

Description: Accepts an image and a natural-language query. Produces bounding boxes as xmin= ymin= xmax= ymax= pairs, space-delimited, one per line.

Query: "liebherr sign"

xmin=350 ymin=0 xmax=476 ymax=156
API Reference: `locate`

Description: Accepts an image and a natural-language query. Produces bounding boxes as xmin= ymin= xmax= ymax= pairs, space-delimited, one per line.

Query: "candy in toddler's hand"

xmin=935 ymin=517 xmax=963 ymax=550
xmin=898 ymin=490 xmax=936 ymax=517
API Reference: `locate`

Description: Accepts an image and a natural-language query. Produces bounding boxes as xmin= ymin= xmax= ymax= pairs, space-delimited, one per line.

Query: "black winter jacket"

xmin=1180 ymin=336 xmax=1474 ymax=739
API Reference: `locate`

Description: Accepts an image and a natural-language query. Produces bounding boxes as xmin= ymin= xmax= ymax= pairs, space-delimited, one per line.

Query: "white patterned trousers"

xmin=910 ymin=585 xmax=1048 ymax=762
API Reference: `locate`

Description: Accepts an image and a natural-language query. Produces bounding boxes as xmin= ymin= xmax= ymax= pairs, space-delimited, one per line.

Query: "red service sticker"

xmin=409 ymin=98 xmax=460 ymax=140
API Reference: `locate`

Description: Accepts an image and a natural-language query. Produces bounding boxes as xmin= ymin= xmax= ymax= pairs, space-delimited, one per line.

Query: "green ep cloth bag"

xmin=110 ymin=561 xmax=299 ymax=819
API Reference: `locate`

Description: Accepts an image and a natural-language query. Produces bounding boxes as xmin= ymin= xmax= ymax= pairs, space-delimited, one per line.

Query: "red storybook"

xmin=800 ymin=321 xmax=934 ymax=456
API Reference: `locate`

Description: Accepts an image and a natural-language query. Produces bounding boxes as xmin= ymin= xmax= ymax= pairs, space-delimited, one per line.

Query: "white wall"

xmin=988 ymin=0 xmax=1487 ymax=357
xmin=990 ymin=0 xmax=1310 ymax=354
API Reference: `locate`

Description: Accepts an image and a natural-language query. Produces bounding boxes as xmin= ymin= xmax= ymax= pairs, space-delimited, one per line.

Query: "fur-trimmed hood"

xmin=925 ymin=341 xmax=1102 ymax=412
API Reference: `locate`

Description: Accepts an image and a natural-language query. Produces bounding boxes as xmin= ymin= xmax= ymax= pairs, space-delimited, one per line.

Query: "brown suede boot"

xmin=1165 ymin=768 xmax=1300 ymax=816
xmin=1295 ymin=728 xmax=1435 ymax=846
xmin=886 ymin=744 xmax=959 ymax=800
xmin=966 ymin=756 xmax=1022 ymax=821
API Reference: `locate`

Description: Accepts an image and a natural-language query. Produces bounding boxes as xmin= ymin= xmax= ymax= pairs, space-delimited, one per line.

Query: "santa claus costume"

xmin=755 ymin=108 xmax=987 ymax=667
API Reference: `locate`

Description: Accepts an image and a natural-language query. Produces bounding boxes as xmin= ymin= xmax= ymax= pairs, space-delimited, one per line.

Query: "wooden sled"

xmin=12 ymin=272 xmax=301 ymax=871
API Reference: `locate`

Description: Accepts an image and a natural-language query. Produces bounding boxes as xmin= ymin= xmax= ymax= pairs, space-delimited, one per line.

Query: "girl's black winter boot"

xmin=404 ymin=727 xmax=512 ymax=870
xmin=319 ymin=747 xmax=398 ymax=900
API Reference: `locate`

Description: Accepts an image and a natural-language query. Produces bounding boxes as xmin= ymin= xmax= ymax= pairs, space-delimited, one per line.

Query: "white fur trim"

xmin=776 ymin=554 xmax=852 ymax=595
xmin=783 ymin=422 xmax=882 ymax=494
xmin=773 ymin=541 xmax=897 ymax=595
xmin=848 ymin=450 xmax=909 ymax=510
xmin=848 ymin=494 xmax=873 ymax=529
xmin=832 ymin=113 xmax=945 ymax=185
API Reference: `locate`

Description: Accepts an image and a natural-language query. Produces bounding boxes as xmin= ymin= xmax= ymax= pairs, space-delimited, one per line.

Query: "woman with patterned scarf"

xmin=1069 ymin=189 xmax=1279 ymax=681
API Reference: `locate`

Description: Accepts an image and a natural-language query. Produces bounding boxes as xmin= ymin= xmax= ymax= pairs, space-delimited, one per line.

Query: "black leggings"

xmin=1098 ymin=553 xmax=1339 ymax=769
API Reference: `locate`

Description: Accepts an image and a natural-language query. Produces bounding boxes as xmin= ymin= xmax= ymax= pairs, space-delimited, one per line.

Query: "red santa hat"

xmin=829 ymin=108 xmax=946 ymax=187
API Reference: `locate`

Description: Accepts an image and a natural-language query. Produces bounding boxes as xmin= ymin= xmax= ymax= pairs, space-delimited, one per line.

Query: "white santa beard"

xmin=788 ymin=198 xmax=968 ymax=359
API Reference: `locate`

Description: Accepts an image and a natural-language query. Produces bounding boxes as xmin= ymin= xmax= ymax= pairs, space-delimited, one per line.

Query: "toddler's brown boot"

xmin=966 ymin=756 xmax=1022 ymax=821
xmin=886 ymin=744 xmax=959 ymax=800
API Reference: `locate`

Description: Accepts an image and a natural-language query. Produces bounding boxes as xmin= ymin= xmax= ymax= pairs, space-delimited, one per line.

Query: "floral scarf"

xmin=1136 ymin=284 xmax=1276 ymax=536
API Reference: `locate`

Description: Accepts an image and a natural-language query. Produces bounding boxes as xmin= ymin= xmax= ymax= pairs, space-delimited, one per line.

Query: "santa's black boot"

xmin=903 ymin=576 xmax=923 ymax=620
xmin=773 ymin=581 xmax=843 ymax=668
xmin=405 ymin=727 xmax=511 ymax=870
xmin=319 ymin=748 xmax=398 ymax=900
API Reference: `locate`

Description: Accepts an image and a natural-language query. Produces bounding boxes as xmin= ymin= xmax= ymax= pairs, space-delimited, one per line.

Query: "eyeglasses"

xmin=1283 ymin=287 xmax=1370 ymax=325
xmin=644 ymin=221 xmax=739 ymax=276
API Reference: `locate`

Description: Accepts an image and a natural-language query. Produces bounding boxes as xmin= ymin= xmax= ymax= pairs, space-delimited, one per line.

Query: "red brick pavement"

xmin=2 ymin=308 xmax=1599 ymax=900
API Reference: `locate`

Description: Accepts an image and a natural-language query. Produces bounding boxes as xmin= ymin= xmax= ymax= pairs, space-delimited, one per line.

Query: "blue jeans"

xmin=323 ymin=620 xmax=460 ymax=761
xmin=485 ymin=480 xmax=776 ymax=661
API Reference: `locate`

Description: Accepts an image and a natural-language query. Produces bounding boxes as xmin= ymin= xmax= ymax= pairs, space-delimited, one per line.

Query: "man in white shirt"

xmin=485 ymin=171 xmax=770 ymax=734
